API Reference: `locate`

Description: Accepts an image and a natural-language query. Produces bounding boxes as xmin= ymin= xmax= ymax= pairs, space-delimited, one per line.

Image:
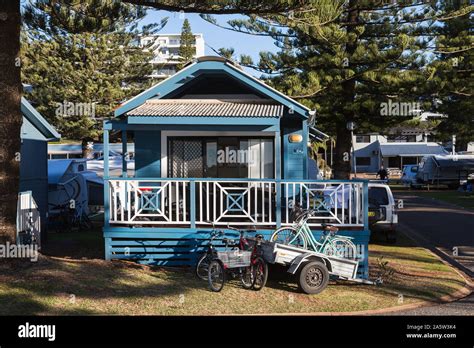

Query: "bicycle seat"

xmin=321 ymin=223 xmax=338 ymax=232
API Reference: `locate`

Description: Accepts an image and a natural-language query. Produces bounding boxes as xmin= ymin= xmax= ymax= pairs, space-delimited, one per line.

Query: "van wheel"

xmin=297 ymin=261 xmax=329 ymax=295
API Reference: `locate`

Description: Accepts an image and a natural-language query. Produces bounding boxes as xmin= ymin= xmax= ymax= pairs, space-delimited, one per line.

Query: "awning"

xmin=380 ymin=143 xmax=448 ymax=157
xmin=126 ymin=99 xmax=284 ymax=118
xmin=309 ymin=126 xmax=330 ymax=141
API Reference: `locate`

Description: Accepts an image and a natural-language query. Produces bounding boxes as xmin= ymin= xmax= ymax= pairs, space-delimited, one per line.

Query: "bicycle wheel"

xmin=195 ymin=254 xmax=211 ymax=281
xmin=80 ymin=214 xmax=93 ymax=230
xmin=271 ymin=227 xmax=307 ymax=249
xmin=323 ymin=238 xmax=357 ymax=260
xmin=252 ymin=257 xmax=268 ymax=291
xmin=240 ymin=266 xmax=254 ymax=289
xmin=208 ymin=259 xmax=225 ymax=292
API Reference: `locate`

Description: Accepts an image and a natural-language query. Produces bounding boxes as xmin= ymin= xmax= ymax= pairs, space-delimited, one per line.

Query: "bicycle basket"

xmin=217 ymin=250 xmax=251 ymax=268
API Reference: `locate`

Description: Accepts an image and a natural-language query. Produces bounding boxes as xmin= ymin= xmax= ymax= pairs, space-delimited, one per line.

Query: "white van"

xmin=401 ymin=164 xmax=421 ymax=188
xmin=368 ymin=182 xmax=398 ymax=243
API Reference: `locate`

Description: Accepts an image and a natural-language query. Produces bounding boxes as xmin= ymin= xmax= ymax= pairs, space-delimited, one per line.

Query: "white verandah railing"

xmin=106 ymin=178 xmax=368 ymax=228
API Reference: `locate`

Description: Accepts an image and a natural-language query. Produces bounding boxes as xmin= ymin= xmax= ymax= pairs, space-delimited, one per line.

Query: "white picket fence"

xmin=16 ymin=191 xmax=41 ymax=248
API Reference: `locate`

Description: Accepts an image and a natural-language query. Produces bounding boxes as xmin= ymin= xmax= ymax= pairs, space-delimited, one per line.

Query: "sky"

xmin=140 ymin=11 xmax=280 ymax=76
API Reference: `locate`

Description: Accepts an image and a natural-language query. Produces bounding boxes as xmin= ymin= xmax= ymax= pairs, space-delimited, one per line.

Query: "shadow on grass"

xmin=0 ymin=256 xmax=206 ymax=315
xmin=372 ymin=281 xmax=464 ymax=303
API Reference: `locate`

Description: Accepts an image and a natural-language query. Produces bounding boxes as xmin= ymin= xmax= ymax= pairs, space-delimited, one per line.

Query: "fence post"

xmin=363 ymin=180 xmax=369 ymax=230
xmin=276 ymin=181 xmax=281 ymax=228
xmin=190 ymin=180 xmax=196 ymax=229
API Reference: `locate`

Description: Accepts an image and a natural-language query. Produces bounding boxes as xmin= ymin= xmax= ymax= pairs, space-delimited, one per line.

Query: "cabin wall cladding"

xmin=104 ymin=229 xmax=370 ymax=278
xmin=283 ymin=127 xmax=306 ymax=180
xmin=135 ymin=131 xmax=161 ymax=177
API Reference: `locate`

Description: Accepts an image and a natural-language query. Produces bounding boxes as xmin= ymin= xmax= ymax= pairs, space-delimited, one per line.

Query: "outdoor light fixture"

xmin=289 ymin=134 xmax=303 ymax=143
xmin=346 ymin=121 xmax=356 ymax=131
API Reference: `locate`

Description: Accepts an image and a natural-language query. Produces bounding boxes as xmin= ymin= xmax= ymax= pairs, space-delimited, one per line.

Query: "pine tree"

xmin=427 ymin=0 xmax=474 ymax=151
xmin=21 ymin=0 xmax=167 ymax=141
xmin=177 ymin=19 xmax=195 ymax=70
xmin=0 ymin=0 xmax=325 ymax=241
xmin=203 ymin=0 xmax=473 ymax=178
xmin=0 ymin=0 xmax=22 ymax=242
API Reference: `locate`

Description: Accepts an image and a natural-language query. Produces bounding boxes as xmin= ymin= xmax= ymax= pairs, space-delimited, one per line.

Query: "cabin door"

xmin=168 ymin=137 xmax=274 ymax=179
xmin=168 ymin=139 xmax=204 ymax=178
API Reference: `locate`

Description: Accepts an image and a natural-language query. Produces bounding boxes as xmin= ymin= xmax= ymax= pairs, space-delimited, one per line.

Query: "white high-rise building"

xmin=141 ymin=33 xmax=205 ymax=79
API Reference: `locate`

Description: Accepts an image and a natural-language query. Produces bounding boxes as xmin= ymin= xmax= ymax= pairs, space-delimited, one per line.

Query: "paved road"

xmin=390 ymin=293 xmax=474 ymax=316
xmin=395 ymin=192 xmax=474 ymax=273
xmin=390 ymin=192 xmax=474 ymax=315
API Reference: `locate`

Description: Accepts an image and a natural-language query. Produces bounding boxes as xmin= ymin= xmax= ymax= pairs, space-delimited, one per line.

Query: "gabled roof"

xmin=115 ymin=56 xmax=313 ymax=119
xmin=21 ymin=97 xmax=61 ymax=141
xmin=126 ymin=99 xmax=284 ymax=118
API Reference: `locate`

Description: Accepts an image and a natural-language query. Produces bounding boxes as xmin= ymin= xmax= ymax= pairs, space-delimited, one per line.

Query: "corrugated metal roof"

xmin=126 ymin=99 xmax=284 ymax=118
xmin=380 ymin=143 xmax=448 ymax=157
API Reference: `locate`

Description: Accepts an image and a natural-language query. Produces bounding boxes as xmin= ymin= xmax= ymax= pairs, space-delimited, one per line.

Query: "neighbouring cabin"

xmin=20 ymin=97 xmax=61 ymax=237
xmin=104 ymin=56 xmax=371 ymax=278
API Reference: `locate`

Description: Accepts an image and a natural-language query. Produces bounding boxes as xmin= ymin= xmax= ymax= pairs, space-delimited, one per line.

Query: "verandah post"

xmin=121 ymin=130 xmax=127 ymax=178
xmin=103 ymin=127 xmax=110 ymax=228
xmin=103 ymin=125 xmax=111 ymax=261
xmin=275 ymin=129 xmax=281 ymax=228
xmin=363 ymin=180 xmax=369 ymax=230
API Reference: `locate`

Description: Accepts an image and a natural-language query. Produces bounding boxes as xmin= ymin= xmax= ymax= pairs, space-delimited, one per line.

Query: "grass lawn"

xmin=0 ymin=232 xmax=467 ymax=315
xmin=413 ymin=191 xmax=474 ymax=210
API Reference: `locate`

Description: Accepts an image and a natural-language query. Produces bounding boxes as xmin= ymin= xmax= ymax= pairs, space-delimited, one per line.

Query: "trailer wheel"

xmin=298 ymin=261 xmax=329 ymax=294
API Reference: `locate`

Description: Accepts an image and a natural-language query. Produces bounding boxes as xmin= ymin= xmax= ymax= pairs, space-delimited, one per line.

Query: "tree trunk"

xmin=332 ymin=125 xmax=352 ymax=179
xmin=0 ymin=0 xmax=22 ymax=242
xmin=332 ymin=0 xmax=359 ymax=180
xmin=82 ymin=138 xmax=94 ymax=159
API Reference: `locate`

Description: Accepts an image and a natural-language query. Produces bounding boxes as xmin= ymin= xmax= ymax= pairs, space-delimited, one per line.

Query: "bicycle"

xmin=270 ymin=204 xmax=357 ymax=260
xmin=207 ymin=227 xmax=268 ymax=292
xmin=195 ymin=229 xmax=225 ymax=280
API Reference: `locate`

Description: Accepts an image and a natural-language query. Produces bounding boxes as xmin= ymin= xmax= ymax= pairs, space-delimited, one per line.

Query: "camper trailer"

xmin=416 ymin=155 xmax=474 ymax=188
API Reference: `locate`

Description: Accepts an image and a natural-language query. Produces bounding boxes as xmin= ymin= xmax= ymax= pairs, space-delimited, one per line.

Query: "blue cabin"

xmin=104 ymin=57 xmax=371 ymax=277
xmin=20 ymin=97 xmax=61 ymax=235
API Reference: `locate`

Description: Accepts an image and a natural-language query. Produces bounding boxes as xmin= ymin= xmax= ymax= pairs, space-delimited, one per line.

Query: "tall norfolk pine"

xmin=204 ymin=0 xmax=473 ymax=178
xmin=21 ymin=0 xmax=167 ymax=141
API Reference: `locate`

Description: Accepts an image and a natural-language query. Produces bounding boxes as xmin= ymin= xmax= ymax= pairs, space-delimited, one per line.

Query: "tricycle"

xmin=197 ymin=227 xmax=268 ymax=292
